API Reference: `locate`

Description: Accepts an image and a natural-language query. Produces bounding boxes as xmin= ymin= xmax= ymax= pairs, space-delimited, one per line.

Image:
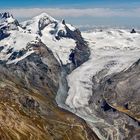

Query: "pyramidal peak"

xmin=0 ymin=12 xmax=19 ymax=30
xmin=21 ymin=12 xmax=76 ymax=35
xmin=0 ymin=12 xmax=13 ymax=19
xmin=33 ymin=12 xmax=56 ymax=22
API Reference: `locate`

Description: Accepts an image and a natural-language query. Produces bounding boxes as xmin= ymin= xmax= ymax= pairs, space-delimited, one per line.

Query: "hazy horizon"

xmin=1 ymin=0 xmax=140 ymax=29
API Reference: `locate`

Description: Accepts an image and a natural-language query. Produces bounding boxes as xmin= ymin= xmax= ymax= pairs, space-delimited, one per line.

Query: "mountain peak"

xmin=0 ymin=12 xmax=12 ymax=19
xmin=0 ymin=12 xmax=19 ymax=31
xmin=0 ymin=12 xmax=17 ymax=24
xmin=61 ymin=19 xmax=66 ymax=25
xmin=33 ymin=12 xmax=56 ymax=22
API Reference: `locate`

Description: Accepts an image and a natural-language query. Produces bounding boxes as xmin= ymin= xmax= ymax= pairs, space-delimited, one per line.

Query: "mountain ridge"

xmin=0 ymin=12 xmax=90 ymax=66
xmin=0 ymin=12 xmax=97 ymax=140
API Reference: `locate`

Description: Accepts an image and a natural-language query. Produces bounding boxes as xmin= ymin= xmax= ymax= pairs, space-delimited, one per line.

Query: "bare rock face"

xmin=0 ymin=29 xmax=10 ymax=40
xmin=4 ymin=41 xmax=61 ymax=93
xmin=130 ymin=28 xmax=136 ymax=34
xmin=58 ymin=20 xmax=90 ymax=66
xmin=0 ymin=12 xmax=19 ymax=40
xmin=66 ymin=26 xmax=90 ymax=66
xmin=104 ymin=59 xmax=140 ymax=122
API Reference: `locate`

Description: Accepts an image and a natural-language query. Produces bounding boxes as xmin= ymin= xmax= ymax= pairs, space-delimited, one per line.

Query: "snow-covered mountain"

xmin=0 ymin=12 xmax=89 ymax=65
xmin=0 ymin=12 xmax=19 ymax=31
xmin=21 ymin=13 xmax=75 ymax=36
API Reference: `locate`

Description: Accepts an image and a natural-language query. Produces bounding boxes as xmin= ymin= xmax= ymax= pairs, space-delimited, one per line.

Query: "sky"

xmin=0 ymin=0 xmax=140 ymax=29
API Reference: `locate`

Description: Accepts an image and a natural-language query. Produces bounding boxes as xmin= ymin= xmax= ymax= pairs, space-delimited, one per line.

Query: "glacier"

xmin=56 ymin=29 xmax=140 ymax=140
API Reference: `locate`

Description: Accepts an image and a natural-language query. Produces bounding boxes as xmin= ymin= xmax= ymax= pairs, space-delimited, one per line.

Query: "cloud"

xmin=0 ymin=8 xmax=140 ymax=18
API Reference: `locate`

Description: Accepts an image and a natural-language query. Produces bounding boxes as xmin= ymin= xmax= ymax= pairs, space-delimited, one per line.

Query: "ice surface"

xmin=66 ymin=29 xmax=140 ymax=108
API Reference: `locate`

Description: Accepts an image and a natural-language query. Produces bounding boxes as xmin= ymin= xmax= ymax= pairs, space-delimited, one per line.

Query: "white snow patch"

xmin=7 ymin=50 xmax=34 ymax=64
xmin=66 ymin=24 xmax=76 ymax=31
xmin=6 ymin=16 xmax=15 ymax=24
xmin=41 ymin=27 xmax=76 ymax=64
xmin=22 ymin=12 xmax=56 ymax=34
xmin=0 ymin=30 xmax=38 ymax=63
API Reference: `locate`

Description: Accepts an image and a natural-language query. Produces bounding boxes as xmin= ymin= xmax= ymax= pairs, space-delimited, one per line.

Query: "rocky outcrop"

xmin=0 ymin=12 xmax=11 ymax=19
xmin=66 ymin=27 xmax=90 ymax=66
xmin=103 ymin=59 xmax=140 ymax=122
xmin=0 ymin=12 xmax=19 ymax=40
xmin=0 ymin=12 xmax=19 ymax=31
xmin=0 ymin=29 xmax=10 ymax=40
xmin=57 ymin=20 xmax=90 ymax=66
xmin=130 ymin=29 xmax=136 ymax=33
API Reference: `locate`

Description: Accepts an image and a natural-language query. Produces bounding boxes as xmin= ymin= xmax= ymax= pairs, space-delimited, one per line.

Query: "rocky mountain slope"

xmin=0 ymin=12 xmax=97 ymax=140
